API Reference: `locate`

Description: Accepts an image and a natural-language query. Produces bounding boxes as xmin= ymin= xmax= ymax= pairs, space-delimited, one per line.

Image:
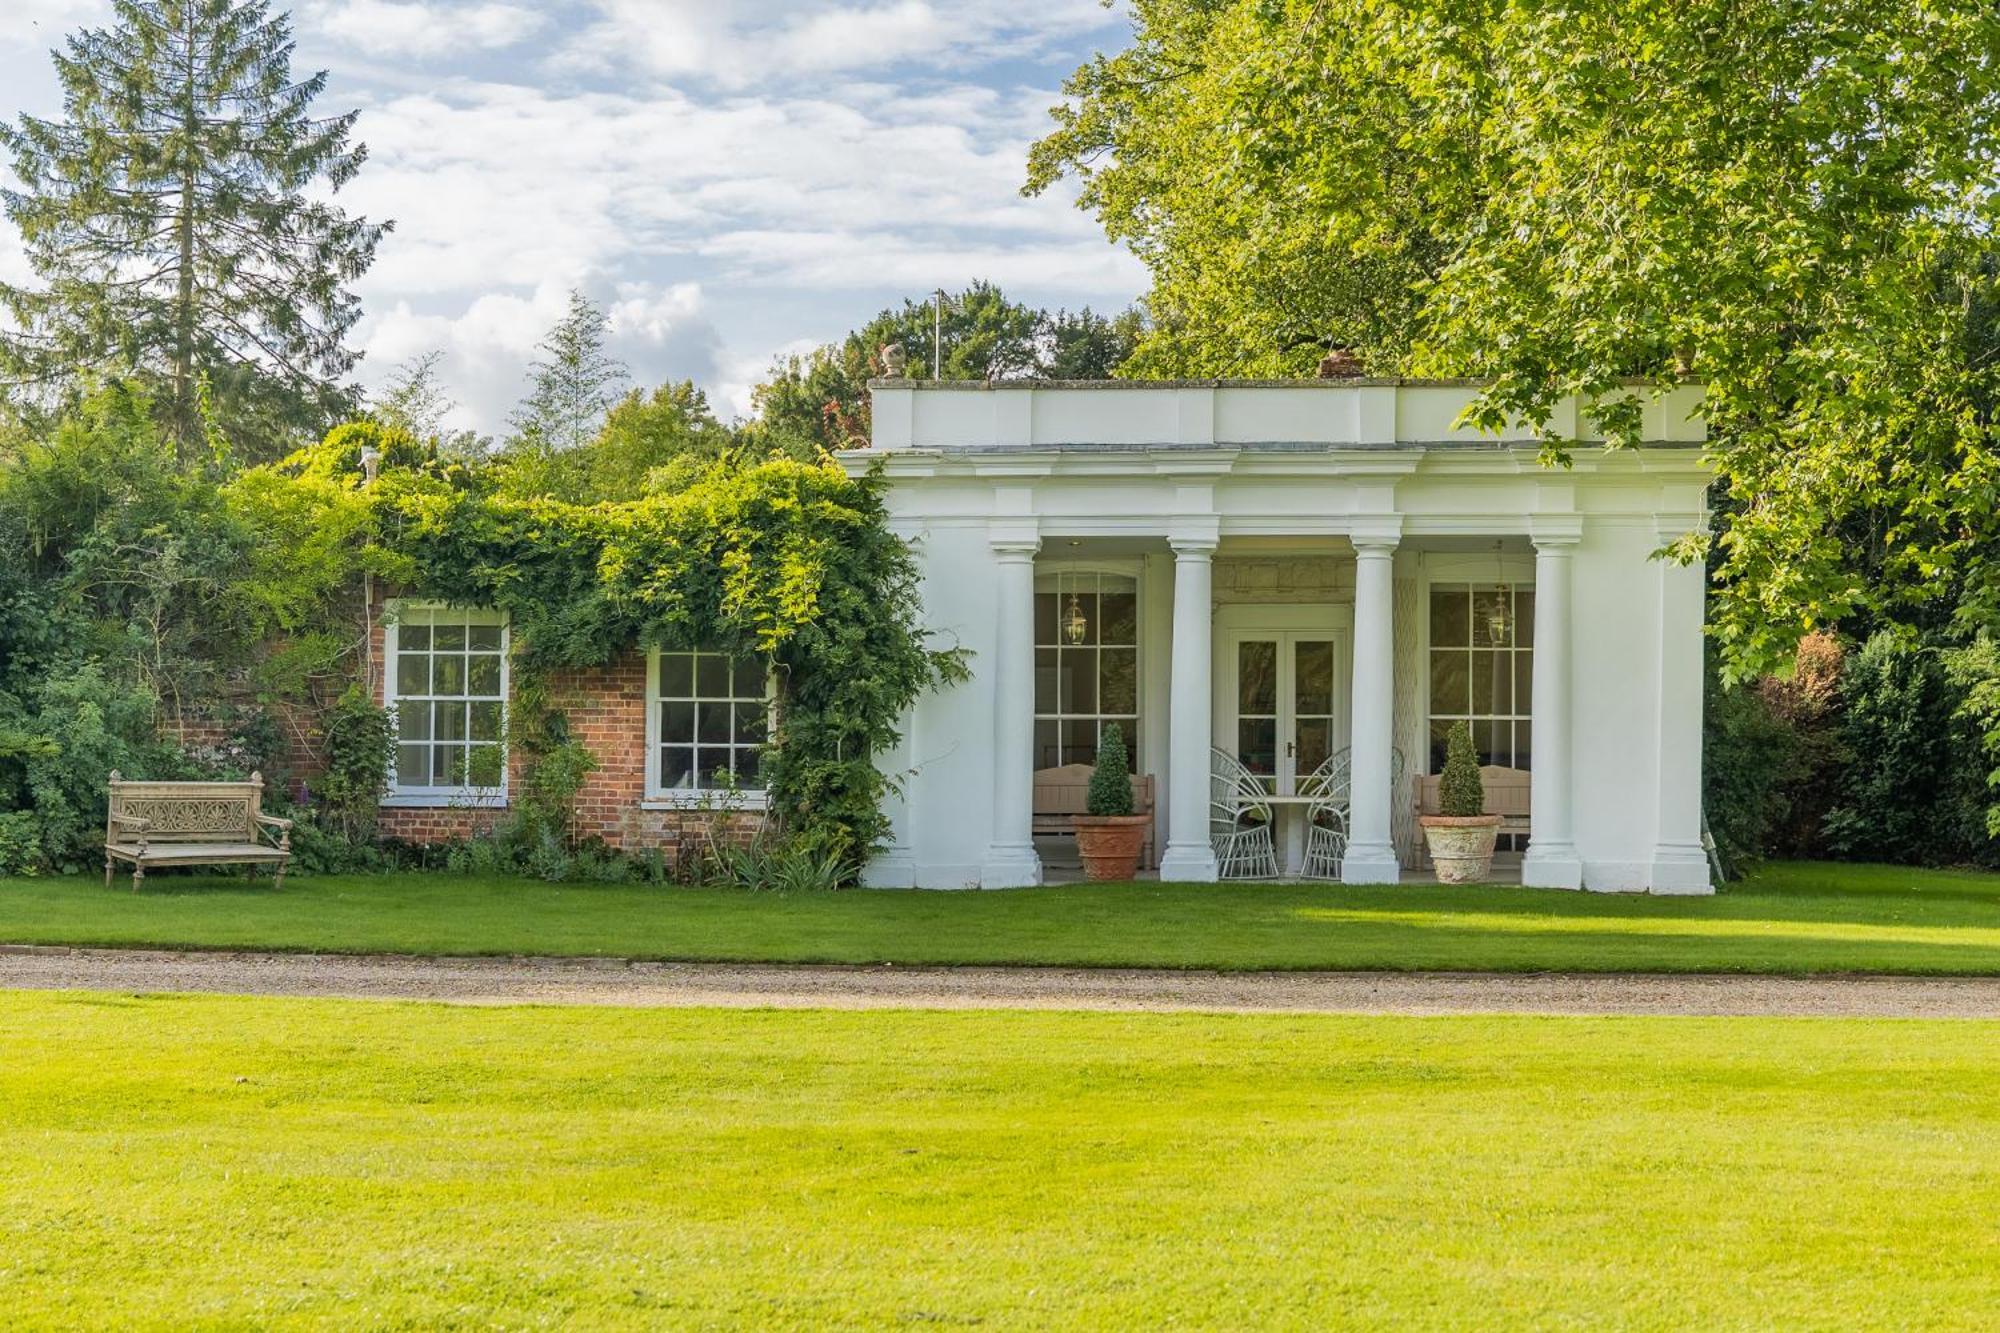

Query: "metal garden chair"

xmin=1209 ymin=746 xmax=1279 ymax=880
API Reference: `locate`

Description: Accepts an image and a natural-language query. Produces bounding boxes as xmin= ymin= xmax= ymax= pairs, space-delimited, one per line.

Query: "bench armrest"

xmin=254 ymin=813 xmax=293 ymax=831
xmin=108 ymin=812 xmax=152 ymax=834
xmin=254 ymin=812 xmax=293 ymax=853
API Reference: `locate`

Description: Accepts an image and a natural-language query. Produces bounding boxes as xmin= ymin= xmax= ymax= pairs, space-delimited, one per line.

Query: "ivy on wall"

xmin=245 ymin=431 xmax=965 ymax=870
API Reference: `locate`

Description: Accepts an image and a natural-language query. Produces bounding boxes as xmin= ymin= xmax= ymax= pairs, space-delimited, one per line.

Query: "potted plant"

xmin=1419 ymin=721 xmax=1502 ymax=883
xmin=1072 ymin=723 xmax=1150 ymax=882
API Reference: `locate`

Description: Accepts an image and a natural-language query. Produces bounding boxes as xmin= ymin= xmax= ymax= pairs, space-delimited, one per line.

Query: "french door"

xmin=1215 ymin=608 xmax=1352 ymax=796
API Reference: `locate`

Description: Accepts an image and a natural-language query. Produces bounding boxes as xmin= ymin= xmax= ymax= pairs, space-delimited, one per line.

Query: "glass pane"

xmin=695 ymin=653 xmax=729 ymax=697
xmin=467 ymin=624 xmax=502 ymax=651
xmin=396 ymin=744 xmax=428 ymax=786
xmin=467 ymin=654 xmax=501 ymax=696
xmin=433 ymin=655 xmax=465 ymax=697
xmin=733 ymin=747 xmax=761 ymax=787
xmin=733 ymin=657 xmax=766 ymax=699
xmin=662 ymin=654 xmax=693 ymax=698
xmin=1476 ymin=720 xmax=1505 ymax=768
xmin=1058 ymin=650 xmax=1097 ymax=713
xmin=1472 ymin=588 xmax=1511 ymax=648
xmin=662 ymin=701 xmax=695 ymax=745
xmin=1034 ymin=592 xmax=1057 ymax=646
xmin=734 ymin=702 xmax=767 ymax=744
xmin=399 ymin=624 xmax=430 ymax=652
xmin=468 ymin=745 xmax=503 ymax=787
xmin=1515 ymin=720 xmax=1532 ymax=771
xmin=1295 ymin=641 xmax=1333 ymax=715
xmin=1034 ymin=720 xmax=1059 ymax=770
xmin=1297 ymin=718 xmax=1332 ymax=777
xmin=661 ymin=746 xmax=694 ymax=789
xmin=1516 ymin=590 xmax=1535 ymax=646
xmin=1237 ymin=718 xmax=1277 ymax=777
xmin=1034 ymin=648 xmax=1057 ymax=714
xmin=1428 ymin=719 xmax=1456 ymax=774
xmin=1062 ymin=719 xmax=1097 ymax=767
xmin=1238 ymin=640 xmax=1277 ymax=715
xmin=436 ymin=703 xmax=467 ymax=741
xmin=696 ymin=748 xmax=733 ymax=788
xmin=396 ymin=654 xmax=428 ymax=696
xmin=436 ymin=745 xmax=468 ymax=786
xmin=1430 ymin=651 xmax=1469 ymax=715
xmin=1100 ymin=648 xmax=1137 ymax=714
xmin=396 ymin=701 xmax=431 ymax=741
xmin=1430 ymin=585 xmax=1469 ymax=648
xmin=468 ymin=701 xmax=502 ymax=742
xmin=1100 ymin=591 xmax=1137 ymax=646
xmin=1516 ymin=654 xmax=1533 ymax=713
xmin=1071 ymin=592 xmax=1099 ymax=646
xmin=698 ymin=701 xmax=732 ymax=744
xmin=1469 ymin=650 xmax=1510 ymax=714
xmin=433 ymin=623 xmax=466 ymax=651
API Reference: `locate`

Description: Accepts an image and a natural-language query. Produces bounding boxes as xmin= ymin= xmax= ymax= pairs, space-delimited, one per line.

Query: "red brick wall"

xmin=371 ymin=598 xmax=768 ymax=854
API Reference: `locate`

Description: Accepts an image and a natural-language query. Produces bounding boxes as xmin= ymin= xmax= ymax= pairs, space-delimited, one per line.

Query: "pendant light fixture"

xmin=1484 ymin=541 xmax=1511 ymax=645
xmin=1064 ymin=589 xmax=1090 ymax=645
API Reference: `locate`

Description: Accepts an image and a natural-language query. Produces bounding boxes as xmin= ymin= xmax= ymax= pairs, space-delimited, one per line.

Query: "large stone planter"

xmin=1072 ymin=815 xmax=1151 ymax=882
xmin=1419 ymin=814 xmax=1503 ymax=884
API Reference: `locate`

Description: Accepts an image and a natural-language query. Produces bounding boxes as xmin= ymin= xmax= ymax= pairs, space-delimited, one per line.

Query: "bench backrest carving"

xmin=106 ymin=772 xmax=265 ymax=844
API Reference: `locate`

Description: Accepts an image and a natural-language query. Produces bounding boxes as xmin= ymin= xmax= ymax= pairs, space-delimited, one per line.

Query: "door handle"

xmin=1285 ymin=740 xmax=1296 ymax=758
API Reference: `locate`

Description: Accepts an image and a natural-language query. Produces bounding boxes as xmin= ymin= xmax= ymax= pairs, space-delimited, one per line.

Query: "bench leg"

xmin=273 ymin=860 xmax=287 ymax=892
xmin=131 ymin=863 xmax=144 ymax=893
xmin=104 ymin=853 xmax=112 ymax=889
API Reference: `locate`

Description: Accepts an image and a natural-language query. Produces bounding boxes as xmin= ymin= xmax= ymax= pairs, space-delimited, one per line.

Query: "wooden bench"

xmin=104 ymin=771 xmax=293 ymax=891
xmin=1031 ymin=764 xmax=1157 ymax=870
xmin=1411 ymin=765 xmax=1531 ymax=866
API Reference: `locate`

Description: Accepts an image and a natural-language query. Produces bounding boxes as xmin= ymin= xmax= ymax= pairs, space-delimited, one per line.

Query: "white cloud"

xmin=308 ymin=0 xmax=547 ymax=59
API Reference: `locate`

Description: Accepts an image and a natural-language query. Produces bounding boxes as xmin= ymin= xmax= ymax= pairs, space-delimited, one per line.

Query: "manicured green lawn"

xmin=0 ymin=991 xmax=1994 ymax=1327
xmin=4 ymin=860 xmax=2000 ymax=973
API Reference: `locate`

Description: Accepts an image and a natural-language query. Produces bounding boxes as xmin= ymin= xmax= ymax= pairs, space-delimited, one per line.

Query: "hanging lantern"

xmin=1484 ymin=542 xmax=1511 ymax=644
xmin=1064 ymin=590 xmax=1090 ymax=645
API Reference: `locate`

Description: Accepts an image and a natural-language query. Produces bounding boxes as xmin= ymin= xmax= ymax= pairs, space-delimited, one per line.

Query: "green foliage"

xmin=498 ymin=380 xmax=735 ymax=502
xmin=1821 ymin=632 xmax=1991 ymax=865
xmin=0 ymin=0 xmax=385 ymax=457
xmin=1438 ymin=722 xmax=1484 ymax=818
xmin=1087 ymin=723 xmax=1134 ymax=817
xmin=311 ymin=685 xmax=392 ymax=843
xmin=1703 ymin=676 xmax=1805 ymax=873
xmin=706 ymin=835 xmax=846 ymax=893
xmin=1031 ymin=0 xmax=2000 ymax=681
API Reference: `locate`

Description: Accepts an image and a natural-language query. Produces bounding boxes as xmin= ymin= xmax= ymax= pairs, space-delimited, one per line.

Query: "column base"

xmin=859 ymin=847 xmax=916 ymax=889
xmin=1158 ymin=841 xmax=1219 ymax=882
xmin=1520 ymin=842 xmax=1584 ymax=891
xmin=979 ymin=843 xmax=1043 ymax=889
xmin=1647 ymin=843 xmax=1714 ymax=895
xmin=1341 ymin=842 xmax=1401 ymax=885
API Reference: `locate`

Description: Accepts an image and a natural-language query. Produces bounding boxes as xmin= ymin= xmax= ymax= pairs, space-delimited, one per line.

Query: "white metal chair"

xmin=1300 ymin=747 xmax=1404 ymax=880
xmin=1210 ymin=747 xmax=1279 ymax=879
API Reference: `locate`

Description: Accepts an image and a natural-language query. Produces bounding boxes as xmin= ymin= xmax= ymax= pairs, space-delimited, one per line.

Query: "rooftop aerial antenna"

xmin=933 ymin=288 xmax=948 ymax=379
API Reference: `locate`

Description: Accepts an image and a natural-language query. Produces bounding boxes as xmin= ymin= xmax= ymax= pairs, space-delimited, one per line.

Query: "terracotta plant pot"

xmin=1072 ymin=814 xmax=1151 ymax=882
xmin=1419 ymin=814 xmax=1503 ymax=884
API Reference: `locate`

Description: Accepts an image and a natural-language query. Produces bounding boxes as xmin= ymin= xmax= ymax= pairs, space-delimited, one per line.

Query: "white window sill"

xmin=640 ymin=791 xmax=770 ymax=813
xmin=380 ymin=791 xmax=510 ymax=810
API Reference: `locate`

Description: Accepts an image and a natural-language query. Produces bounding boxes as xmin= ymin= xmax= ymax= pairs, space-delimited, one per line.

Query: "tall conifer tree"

xmin=510 ymin=290 xmax=628 ymax=452
xmin=0 ymin=0 xmax=387 ymax=458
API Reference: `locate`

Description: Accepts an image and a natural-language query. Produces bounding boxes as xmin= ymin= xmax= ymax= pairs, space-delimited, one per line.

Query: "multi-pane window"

xmin=652 ymin=650 xmax=769 ymax=795
xmin=1033 ymin=571 xmax=1139 ymax=771
xmin=1428 ymin=582 xmax=1534 ymax=772
xmin=390 ymin=607 xmax=507 ymax=794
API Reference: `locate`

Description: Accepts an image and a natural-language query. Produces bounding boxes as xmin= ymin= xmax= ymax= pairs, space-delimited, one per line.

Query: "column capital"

xmin=1347 ymin=516 xmax=1403 ymax=553
xmin=987 ymin=519 xmax=1041 ymax=559
xmin=1529 ymin=514 xmax=1584 ymax=549
xmin=1167 ymin=516 xmax=1221 ymax=556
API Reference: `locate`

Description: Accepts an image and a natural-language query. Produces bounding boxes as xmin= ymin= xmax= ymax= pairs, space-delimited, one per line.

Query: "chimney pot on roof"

xmin=1317 ymin=346 xmax=1364 ymax=379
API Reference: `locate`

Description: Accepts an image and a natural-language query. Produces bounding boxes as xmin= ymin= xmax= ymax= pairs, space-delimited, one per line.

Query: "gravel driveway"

xmin=5 ymin=945 xmax=2000 ymax=1016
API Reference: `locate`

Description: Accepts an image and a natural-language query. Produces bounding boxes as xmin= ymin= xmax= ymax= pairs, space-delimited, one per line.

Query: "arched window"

xmin=1033 ymin=570 xmax=1140 ymax=771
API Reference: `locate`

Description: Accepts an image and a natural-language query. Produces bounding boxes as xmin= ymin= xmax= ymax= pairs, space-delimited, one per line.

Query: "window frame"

xmin=1420 ymin=553 xmax=1537 ymax=776
xmin=643 ymin=647 xmax=775 ymax=810
xmin=381 ymin=601 xmax=511 ymax=808
xmin=1032 ymin=562 xmax=1145 ymax=773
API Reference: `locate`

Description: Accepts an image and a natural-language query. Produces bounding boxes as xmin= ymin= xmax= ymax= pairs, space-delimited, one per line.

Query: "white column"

xmin=1521 ymin=534 xmax=1583 ymax=889
xmin=1158 ymin=534 xmax=1220 ymax=881
xmin=1649 ymin=528 xmax=1712 ymax=893
xmin=980 ymin=535 xmax=1042 ymax=887
xmin=1343 ymin=535 xmax=1401 ymax=883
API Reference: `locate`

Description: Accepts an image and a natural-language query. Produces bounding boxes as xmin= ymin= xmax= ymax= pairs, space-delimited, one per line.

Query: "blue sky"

xmin=0 ymin=1 xmax=1147 ymax=434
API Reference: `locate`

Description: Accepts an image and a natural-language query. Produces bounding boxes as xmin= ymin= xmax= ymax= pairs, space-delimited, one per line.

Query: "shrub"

xmin=1438 ymin=722 xmax=1484 ymax=817
xmin=1086 ymin=723 xmax=1134 ymax=816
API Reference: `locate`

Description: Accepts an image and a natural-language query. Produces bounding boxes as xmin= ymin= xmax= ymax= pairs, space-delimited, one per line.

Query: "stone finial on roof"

xmin=1317 ymin=345 xmax=1364 ymax=379
xmin=879 ymin=343 xmax=908 ymax=377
